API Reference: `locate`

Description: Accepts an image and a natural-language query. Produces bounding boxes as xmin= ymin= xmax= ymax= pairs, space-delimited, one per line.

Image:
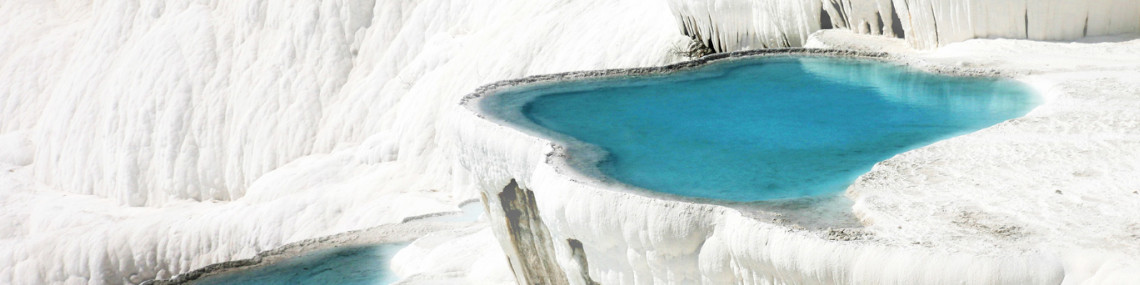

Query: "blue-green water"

xmin=494 ymin=57 xmax=1038 ymax=201
xmin=185 ymin=202 xmax=484 ymax=285
xmin=193 ymin=244 xmax=406 ymax=285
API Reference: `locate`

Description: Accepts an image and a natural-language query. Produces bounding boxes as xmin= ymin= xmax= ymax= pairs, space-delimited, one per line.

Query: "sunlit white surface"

xmin=2 ymin=0 xmax=1139 ymax=284
xmin=459 ymin=32 xmax=1140 ymax=284
xmin=0 ymin=0 xmax=683 ymax=283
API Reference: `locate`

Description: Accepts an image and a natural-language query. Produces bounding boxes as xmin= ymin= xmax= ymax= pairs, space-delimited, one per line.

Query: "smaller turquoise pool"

xmin=192 ymin=244 xmax=406 ymax=285
xmin=485 ymin=56 xmax=1038 ymax=201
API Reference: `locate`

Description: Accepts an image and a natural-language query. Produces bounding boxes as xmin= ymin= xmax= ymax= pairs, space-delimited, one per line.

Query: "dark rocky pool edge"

xmin=460 ymin=47 xmax=1019 ymax=109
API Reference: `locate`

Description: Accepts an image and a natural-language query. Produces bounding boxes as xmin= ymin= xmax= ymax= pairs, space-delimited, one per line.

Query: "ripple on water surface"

xmin=488 ymin=56 xmax=1039 ymax=201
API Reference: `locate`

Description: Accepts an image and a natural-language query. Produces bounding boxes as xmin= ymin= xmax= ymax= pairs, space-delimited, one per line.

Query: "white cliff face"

xmin=668 ymin=0 xmax=1140 ymax=50
xmin=0 ymin=0 xmax=685 ymax=283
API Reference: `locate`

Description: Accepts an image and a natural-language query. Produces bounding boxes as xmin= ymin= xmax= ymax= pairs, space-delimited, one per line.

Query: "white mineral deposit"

xmin=1 ymin=0 xmax=1137 ymax=284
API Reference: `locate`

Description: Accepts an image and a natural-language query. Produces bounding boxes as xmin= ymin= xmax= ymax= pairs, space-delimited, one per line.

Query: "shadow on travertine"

xmin=1066 ymin=33 xmax=1140 ymax=44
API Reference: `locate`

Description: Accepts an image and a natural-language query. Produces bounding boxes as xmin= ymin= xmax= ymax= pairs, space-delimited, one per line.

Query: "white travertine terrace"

xmin=460 ymin=32 xmax=1140 ymax=283
xmin=1 ymin=0 xmax=1138 ymax=283
xmin=0 ymin=0 xmax=681 ymax=283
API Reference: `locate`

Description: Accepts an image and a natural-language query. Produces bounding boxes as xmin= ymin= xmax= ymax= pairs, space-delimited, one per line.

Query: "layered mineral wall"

xmin=668 ymin=0 xmax=1140 ymax=50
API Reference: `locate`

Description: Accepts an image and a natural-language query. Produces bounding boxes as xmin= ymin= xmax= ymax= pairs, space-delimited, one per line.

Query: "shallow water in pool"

xmin=192 ymin=244 xmax=406 ymax=285
xmin=492 ymin=57 xmax=1038 ymax=201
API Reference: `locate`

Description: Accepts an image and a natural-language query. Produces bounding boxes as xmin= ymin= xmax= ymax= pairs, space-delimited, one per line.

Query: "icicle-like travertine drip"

xmin=668 ymin=0 xmax=1140 ymax=50
xmin=0 ymin=0 xmax=684 ymax=283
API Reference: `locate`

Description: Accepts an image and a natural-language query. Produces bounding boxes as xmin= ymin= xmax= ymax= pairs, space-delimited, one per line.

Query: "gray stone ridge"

xmin=493 ymin=180 xmax=572 ymax=285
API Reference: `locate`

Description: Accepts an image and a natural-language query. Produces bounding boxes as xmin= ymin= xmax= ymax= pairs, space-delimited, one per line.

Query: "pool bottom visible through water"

xmin=192 ymin=244 xmax=406 ymax=285
xmin=497 ymin=56 xmax=1039 ymax=201
xmin=186 ymin=202 xmax=484 ymax=285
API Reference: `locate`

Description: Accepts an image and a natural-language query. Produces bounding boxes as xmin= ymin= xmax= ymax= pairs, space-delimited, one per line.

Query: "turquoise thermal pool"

xmin=484 ymin=56 xmax=1038 ymax=201
xmin=192 ymin=244 xmax=406 ymax=285
xmin=182 ymin=201 xmax=484 ymax=285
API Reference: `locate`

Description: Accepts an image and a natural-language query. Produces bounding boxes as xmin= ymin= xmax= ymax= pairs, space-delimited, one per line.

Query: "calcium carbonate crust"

xmin=456 ymin=48 xmax=1090 ymax=284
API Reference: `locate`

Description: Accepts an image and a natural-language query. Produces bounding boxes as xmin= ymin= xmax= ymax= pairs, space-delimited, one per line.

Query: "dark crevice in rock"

xmin=875 ymin=11 xmax=885 ymax=35
xmin=680 ymin=15 xmax=690 ymax=36
xmin=820 ymin=8 xmax=833 ymax=30
xmin=567 ymin=239 xmax=600 ymax=285
xmin=890 ymin=2 xmax=907 ymax=39
xmin=1083 ymin=14 xmax=1089 ymax=38
xmin=900 ymin=0 xmax=914 ymax=41
xmin=1024 ymin=10 xmax=1030 ymax=38
xmin=708 ymin=14 xmax=724 ymax=53
xmin=687 ymin=15 xmax=699 ymax=40
xmin=829 ymin=0 xmax=851 ymax=28
xmin=930 ymin=4 xmax=940 ymax=45
xmin=497 ymin=180 xmax=570 ymax=285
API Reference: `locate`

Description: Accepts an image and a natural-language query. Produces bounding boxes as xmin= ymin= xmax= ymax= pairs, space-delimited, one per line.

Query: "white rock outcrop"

xmin=668 ymin=0 xmax=1140 ymax=50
